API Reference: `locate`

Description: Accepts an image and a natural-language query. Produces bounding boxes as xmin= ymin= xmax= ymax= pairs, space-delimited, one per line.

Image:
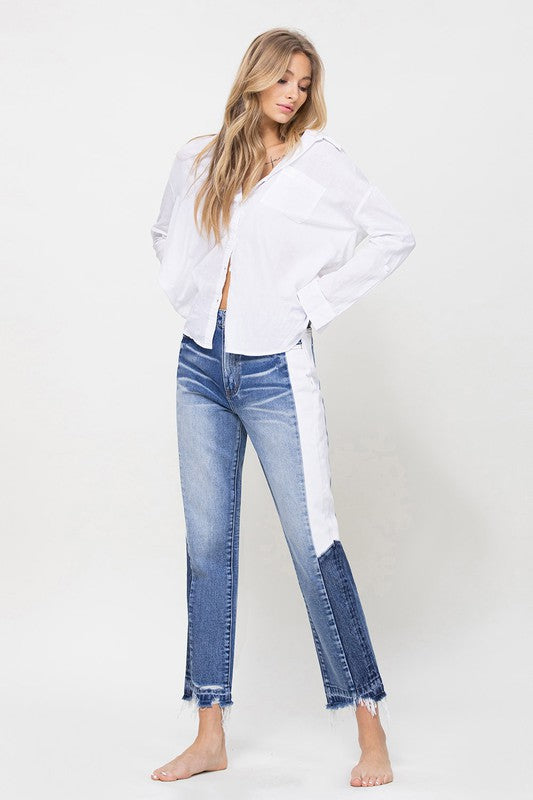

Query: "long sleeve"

xmin=150 ymin=153 xmax=190 ymax=263
xmin=296 ymin=177 xmax=416 ymax=332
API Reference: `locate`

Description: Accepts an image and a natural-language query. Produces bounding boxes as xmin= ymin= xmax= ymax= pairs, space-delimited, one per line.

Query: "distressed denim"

xmin=176 ymin=308 xmax=387 ymax=727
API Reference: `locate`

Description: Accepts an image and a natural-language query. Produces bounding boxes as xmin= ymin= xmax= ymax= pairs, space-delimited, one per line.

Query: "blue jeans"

xmin=176 ymin=308 xmax=387 ymax=725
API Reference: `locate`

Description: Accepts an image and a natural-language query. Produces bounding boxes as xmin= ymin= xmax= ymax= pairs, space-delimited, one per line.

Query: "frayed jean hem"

xmin=178 ymin=681 xmax=234 ymax=730
xmin=325 ymin=690 xmax=391 ymax=732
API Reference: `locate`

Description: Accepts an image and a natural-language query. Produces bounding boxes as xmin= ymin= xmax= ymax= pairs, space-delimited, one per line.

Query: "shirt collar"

xmin=289 ymin=128 xmax=326 ymax=161
xmin=271 ymin=128 xmax=331 ymax=173
xmin=232 ymin=129 xmax=327 ymax=203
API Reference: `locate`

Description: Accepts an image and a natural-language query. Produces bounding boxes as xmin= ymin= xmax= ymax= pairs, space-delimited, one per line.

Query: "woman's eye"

xmin=277 ymin=78 xmax=309 ymax=92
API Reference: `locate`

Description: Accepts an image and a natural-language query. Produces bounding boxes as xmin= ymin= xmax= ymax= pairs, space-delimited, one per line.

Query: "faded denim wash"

xmin=176 ymin=308 xmax=388 ymax=728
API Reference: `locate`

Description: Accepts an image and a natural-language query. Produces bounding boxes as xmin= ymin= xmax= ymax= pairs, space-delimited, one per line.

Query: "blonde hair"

xmin=188 ymin=27 xmax=327 ymax=245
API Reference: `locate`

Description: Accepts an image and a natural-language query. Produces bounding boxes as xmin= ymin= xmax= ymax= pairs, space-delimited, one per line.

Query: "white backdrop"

xmin=2 ymin=2 xmax=531 ymax=798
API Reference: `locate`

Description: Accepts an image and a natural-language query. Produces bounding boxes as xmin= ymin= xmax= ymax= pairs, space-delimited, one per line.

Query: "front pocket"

xmin=259 ymin=166 xmax=326 ymax=223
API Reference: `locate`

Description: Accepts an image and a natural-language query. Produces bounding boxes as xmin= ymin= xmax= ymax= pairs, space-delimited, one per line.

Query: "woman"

xmin=149 ymin=28 xmax=415 ymax=788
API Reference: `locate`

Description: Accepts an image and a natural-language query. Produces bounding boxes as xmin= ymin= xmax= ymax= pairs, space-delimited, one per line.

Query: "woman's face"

xmin=259 ymin=52 xmax=312 ymax=124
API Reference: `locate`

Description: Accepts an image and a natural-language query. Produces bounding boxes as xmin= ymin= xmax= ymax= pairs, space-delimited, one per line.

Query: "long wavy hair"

xmin=188 ymin=28 xmax=327 ymax=245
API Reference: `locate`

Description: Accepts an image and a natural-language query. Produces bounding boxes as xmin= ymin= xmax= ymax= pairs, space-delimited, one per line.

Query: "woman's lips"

xmin=277 ymin=103 xmax=293 ymax=113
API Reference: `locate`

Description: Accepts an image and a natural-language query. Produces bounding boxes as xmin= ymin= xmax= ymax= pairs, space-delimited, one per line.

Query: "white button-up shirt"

xmin=150 ymin=128 xmax=416 ymax=355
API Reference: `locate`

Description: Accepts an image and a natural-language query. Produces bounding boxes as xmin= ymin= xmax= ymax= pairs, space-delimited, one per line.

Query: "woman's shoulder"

xmin=176 ymin=133 xmax=217 ymax=161
xmin=304 ymin=129 xmax=359 ymax=177
xmin=314 ymin=131 xmax=368 ymax=174
xmin=301 ymin=129 xmax=357 ymax=175
xmin=302 ymin=127 xmax=345 ymax=153
xmin=318 ymin=131 xmax=345 ymax=152
xmin=300 ymin=131 xmax=372 ymax=206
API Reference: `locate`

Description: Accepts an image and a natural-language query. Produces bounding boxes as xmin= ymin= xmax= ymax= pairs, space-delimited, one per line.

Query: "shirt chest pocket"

xmin=259 ymin=165 xmax=327 ymax=223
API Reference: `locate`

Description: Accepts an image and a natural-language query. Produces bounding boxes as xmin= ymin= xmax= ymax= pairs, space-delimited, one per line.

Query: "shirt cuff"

xmin=153 ymin=237 xmax=166 ymax=263
xmin=296 ymin=276 xmax=337 ymax=331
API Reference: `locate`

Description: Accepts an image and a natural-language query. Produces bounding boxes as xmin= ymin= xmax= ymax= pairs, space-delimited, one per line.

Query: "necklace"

xmin=262 ymin=137 xmax=288 ymax=169
xmin=264 ymin=154 xmax=285 ymax=168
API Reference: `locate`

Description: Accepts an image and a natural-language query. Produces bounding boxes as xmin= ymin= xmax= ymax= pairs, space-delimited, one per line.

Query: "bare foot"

xmin=349 ymin=702 xmax=394 ymax=787
xmin=151 ymin=705 xmax=228 ymax=781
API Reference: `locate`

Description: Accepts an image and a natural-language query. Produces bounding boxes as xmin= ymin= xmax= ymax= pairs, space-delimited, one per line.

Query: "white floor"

xmin=3 ymin=672 xmax=529 ymax=800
